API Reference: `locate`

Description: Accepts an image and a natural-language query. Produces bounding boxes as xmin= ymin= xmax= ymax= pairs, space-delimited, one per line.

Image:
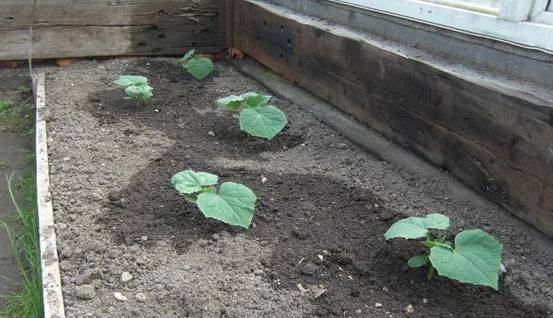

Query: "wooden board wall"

xmin=0 ymin=0 xmax=219 ymax=60
xmin=232 ymin=0 xmax=553 ymax=236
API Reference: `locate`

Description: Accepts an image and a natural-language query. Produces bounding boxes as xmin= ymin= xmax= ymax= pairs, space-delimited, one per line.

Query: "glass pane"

xmin=451 ymin=0 xmax=500 ymax=8
xmin=424 ymin=0 xmax=500 ymax=10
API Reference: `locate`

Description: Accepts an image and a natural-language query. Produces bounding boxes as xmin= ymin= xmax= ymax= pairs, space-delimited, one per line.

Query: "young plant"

xmin=216 ymin=92 xmax=288 ymax=140
xmin=114 ymin=75 xmax=153 ymax=105
xmin=384 ymin=213 xmax=503 ymax=289
xmin=170 ymin=170 xmax=257 ymax=228
xmin=177 ymin=49 xmax=214 ymax=81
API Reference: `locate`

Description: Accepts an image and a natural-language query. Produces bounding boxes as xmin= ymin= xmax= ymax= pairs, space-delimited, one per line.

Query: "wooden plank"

xmin=0 ymin=0 xmax=219 ymax=60
xmin=232 ymin=0 xmax=553 ymax=236
xmin=34 ymin=73 xmax=66 ymax=318
xmin=0 ymin=0 xmax=218 ymax=27
xmin=217 ymin=0 xmax=235 ymax=49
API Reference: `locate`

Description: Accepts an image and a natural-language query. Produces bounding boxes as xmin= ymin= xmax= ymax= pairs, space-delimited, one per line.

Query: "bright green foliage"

xmin=239 ymin=106 xmax=288 ymax=139
xmin=114 ymin=75 xmax=153 ymax=105
xmin=171 ymin=170 xmax=257 ymax=228
xmin=177 ymin=49 xmax=214 ymax=80
xmin=384 ymin=213 xmax=503 ymax=289
xmin=430 ymin=229 xmax=502 ymax=289
xmin=171 ymin=170 xmax=218 ymax=194
xmin=384 ymin=213 xmax=449 ymax=240
xmin=197 ymin=182 xmax=256 ymax=228
xmin=216 ymin=92 xmax=288 ymax=140
xmin=407 ymin=255 xmax=429 ymax=268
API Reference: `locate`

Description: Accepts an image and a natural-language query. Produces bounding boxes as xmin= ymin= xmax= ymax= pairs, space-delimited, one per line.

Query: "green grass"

xmin=0 ymin=85 xmax=43 ymax=318
xmin=0 ymin=97 xmax=33 ymax=135
xmin=1 ymin=170 xmax=42 ymax=318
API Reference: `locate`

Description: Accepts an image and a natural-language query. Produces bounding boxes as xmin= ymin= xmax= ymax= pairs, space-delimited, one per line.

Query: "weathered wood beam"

xmin=0 ymin=0 xmax=219 ymax=60
xmin=232 ymin=0 xmax=553 ymax=236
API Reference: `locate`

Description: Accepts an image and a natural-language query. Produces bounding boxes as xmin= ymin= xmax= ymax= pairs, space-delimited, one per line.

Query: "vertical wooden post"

xmin=218 ymin=0 xmax=235 ymax=49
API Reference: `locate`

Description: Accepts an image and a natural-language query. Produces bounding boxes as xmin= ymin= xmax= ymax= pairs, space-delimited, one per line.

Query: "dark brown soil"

xmin=45 ymin=58 xmax=552 ymax=318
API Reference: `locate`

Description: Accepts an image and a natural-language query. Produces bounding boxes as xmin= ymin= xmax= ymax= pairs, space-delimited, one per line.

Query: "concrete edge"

xmin=34 ymin=73 xmax=66 ymax=318
xmin=231 ymin=57 xmax=484 ymax=202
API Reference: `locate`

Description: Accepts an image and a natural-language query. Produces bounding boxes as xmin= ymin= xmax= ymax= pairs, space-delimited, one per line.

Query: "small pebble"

xmin=135 ymin=293 xmax=146 ymax=302
xmin=208 ymin=131 xmax=216 ymax=136
xmin=422 ymin=298 xmax=428 ymax=304
xmin=121 ymin=272 xmax=133 ymax=283
xmin=404 ymin=304 xmax=415 ymax=316
xmin=113 ymin=292 xmax=127 ymax=301
xmin=375 ymin=303 xmax=383 ymax=308
xmin=75 ymin=285 xmax=96 ymax=300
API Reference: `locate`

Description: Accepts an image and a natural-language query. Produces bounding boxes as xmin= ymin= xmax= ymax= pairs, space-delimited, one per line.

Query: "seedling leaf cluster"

xmin=385 ymin=213 xmax=503 ymax=289
xmin=177 ymin=49 xmax=214 ymax=80
xmin=217 ymin=92 xmax=288 ymax=140
xmin=114 ymin=75 xmax=153 ymax=105
xmin=171 ymin=170 xmax=257 ymax=228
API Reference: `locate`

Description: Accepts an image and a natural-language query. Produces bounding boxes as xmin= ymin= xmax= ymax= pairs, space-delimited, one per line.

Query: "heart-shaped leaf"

xmin=177 ymin=49 xmax=196 ymax=64
xmin=196 ymin=182 xmax=257 ymax=228
xmin=217 ymin=95 xmax=243 ymax=111
xmin=407 ymin=255 xmax=429 ymax=268
xmin=239 ymin=105 xmax=288 ymax=140
xmin=384 ymin=213 xmax=450 ymax=240
xmin=241 ymin=92 xmax=271 ymax=108
xmin=171 ymin=170 xmax=219 ymax=194
xmin=185 ymin=57 xmax=214 ymax=80
xmin=429 ymin=229 xmax=502 ymax=289
xmin=114 ymin=75 xmax=148 ymax=87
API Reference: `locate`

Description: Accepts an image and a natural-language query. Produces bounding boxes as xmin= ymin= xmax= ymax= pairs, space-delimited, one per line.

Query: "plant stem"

xmin=427 ymin=265 xmax=435 ymax=281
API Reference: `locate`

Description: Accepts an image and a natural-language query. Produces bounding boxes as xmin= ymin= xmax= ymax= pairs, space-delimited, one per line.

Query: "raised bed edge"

xmin=34 ymin=73 xmax=66 ymax=318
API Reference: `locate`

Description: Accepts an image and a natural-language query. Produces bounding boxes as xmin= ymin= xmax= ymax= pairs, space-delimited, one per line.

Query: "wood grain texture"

xmin=232 ymin=0 xmax=553 ymax=236
xmin=0 ymin=0 xmax=219 ymax=59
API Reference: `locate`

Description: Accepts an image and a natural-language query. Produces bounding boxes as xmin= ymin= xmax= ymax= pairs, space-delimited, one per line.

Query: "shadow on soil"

xmin=90 ymin=59 xmax=547 ymax=317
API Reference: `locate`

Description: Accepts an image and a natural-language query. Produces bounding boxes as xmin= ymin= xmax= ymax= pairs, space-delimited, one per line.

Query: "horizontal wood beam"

xmin=0 ymin=0 xmax=220 ymax=60
xmin=232 ymin=0 xmax=553 ymax=237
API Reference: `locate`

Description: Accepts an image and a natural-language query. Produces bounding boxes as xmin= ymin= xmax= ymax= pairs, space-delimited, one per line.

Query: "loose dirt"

xmin=45 ymin=58 xmax=552 ymax=318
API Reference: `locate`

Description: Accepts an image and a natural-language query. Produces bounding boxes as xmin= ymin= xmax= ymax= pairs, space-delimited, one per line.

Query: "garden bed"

xmin=45 ymin=57 xmax=552 ymax=317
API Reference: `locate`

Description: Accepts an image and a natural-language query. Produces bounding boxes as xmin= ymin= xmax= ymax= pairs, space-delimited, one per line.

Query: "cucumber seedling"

xmin=216 ymin=92 xmax=288 ymax=140
xmin=114 ymin=75 xmax=153 ymax=106
xmin=171 ymin=170 xmax=257 ymax=228
xmin=384 ymin=213 xmax=503 ymax=289
xmin=177 ymin=49 xmax=214 ymax=81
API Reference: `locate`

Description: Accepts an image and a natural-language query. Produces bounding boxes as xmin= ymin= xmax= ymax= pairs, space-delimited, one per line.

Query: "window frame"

xmin=331 ymin=0 xmax=553 ymax=53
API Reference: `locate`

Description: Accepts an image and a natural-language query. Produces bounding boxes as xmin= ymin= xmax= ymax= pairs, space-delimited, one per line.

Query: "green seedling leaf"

xmin=239 ymin=105 xmax=288 ymax=140
xmin=177 ymin=49 xmax=196 ymax=64
xmin=429 ymin=229 xmax=502 ymax=289
xmin=196 ymin=182 xmax=257 ymax=228
xmin=114 ymin=75 xmax=149 ymax=87
xmin=115 ymin=75 xmax=153 ymax=105
xmin=125 ymin=85 xmax=153 ymax=100
xmin=185 ymin=57 xmax=214 ymax=80
xmin=217 ymin=95 xmax=244 ymax=111
xmin=384 ymin=213 xmax=450 ymax=240
xmin=241 ymin=92 xmax=272 ymax=108
xmin=407 ymin=255 xmax=429 ymax=268
xmin=171 ymin=170 xmax=219 ymax=194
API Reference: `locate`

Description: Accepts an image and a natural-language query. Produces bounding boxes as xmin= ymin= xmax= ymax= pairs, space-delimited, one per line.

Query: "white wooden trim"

xmin=34 ymin=73 xmax=66 ymax=318
xmin=533 ymin=10 xmax=553 ymax=24
xmin=332 ymin=0 xmax=553 ymax=53
xmin=498 ymin=0 xmax=533 ymax=21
